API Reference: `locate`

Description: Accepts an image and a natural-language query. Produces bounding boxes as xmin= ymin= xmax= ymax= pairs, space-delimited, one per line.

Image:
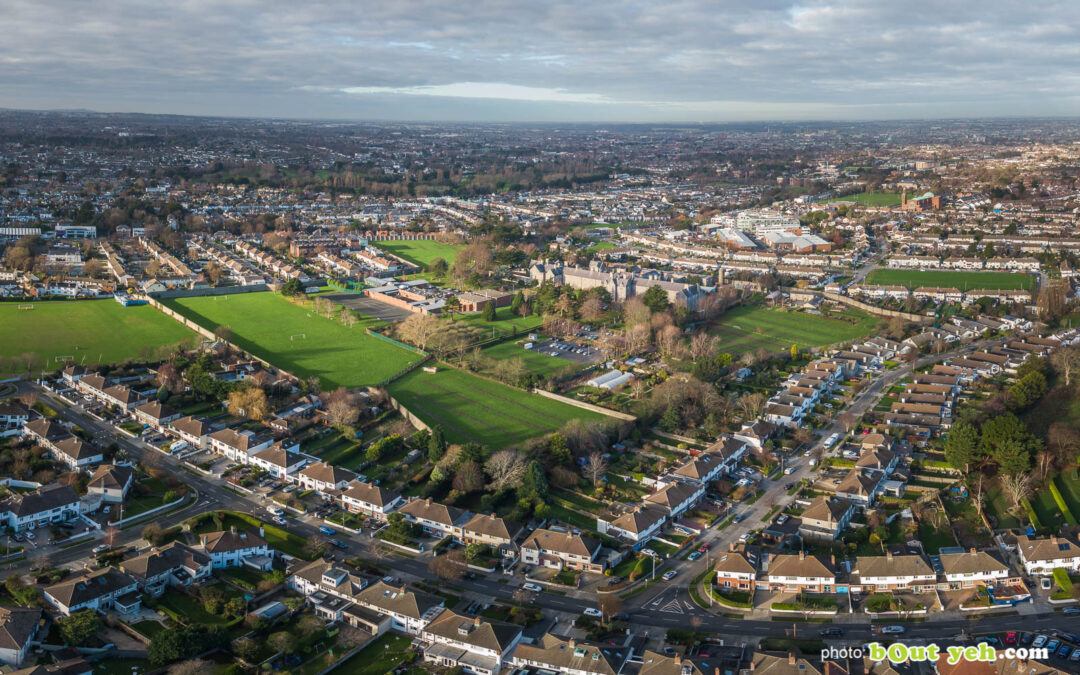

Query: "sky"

xmin=3 ymin=0 xmax=1080 ymax=123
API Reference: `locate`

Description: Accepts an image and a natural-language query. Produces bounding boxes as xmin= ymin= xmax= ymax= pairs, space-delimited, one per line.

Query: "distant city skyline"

xmin=4 ymin=0 xmax=1080 ymax=123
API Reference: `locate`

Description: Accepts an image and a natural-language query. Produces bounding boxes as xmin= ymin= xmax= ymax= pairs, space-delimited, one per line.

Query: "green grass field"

xmin=387 ymin=364 xmax=604 ymax=446
xmin=834 ymin=192 xmax=905 ymax=207
xmin=0 ymin=300 xmax=198 ymax=372
xmin=866 ymin=269 xmax=1034 ymax=291
xmin=163 ymin=292 xmax=422 ymax=389
xmin=372 ymin=239 xmax=463 ymax=267
xmin=707 ymin=304 xmax=877 ymax=355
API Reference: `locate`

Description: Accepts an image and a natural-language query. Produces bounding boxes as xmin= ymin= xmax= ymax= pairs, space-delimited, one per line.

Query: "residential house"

xmin=86 ymin=464 xmax=135 ymax=503
xmin=1015 ymin=535 xmax=1080 ymax=576
xmin=797 ymin=496 xmax=855 ymax=541
xmin=421 ymin=611 xmax=523 ymax=675
xmin=398 ymin=498 xmax=472 ymax=539
xmin=44 ymin=567 xmax=140 ymax=616
xmin=520 ymin=529 xmax=603 ymax=573
xmin=0 ymin=607 xmax=44 ymax=667
xmin=765 ymin=552 xmax=837 ymax=593
xmin=939 ymin=549 xmax=1016 ymax=589
xmin=597 ymin=504 xmax=667 ymax=547
xmin=0 ymin=484 xmax=81 ymax=532
xmin=0 ymin=401 xmax=30 ymax=438
xmin=354 ymin=581 xmax=446 ymax=635
xmin=132 ymin=401 xmax=180 ymax=431
xmin=167 ymin=416 xmax=211 ymax=451
xmin=199 ymin=527 xmax=272 ymax=570
xmin=119 ymin=542 xmax=212 ymax=596
xmin=714 ymin=551 xmax=757 ymax=591
xmin=461 ymin=513 xmax=524 ymax=559
xmin=51 ymin=437 xmax=103 ymax=471
xmin=743 ymin=653 xmax=823 ymax=675
xmin=340 ymin=481 xmax=403 ymax=521
xmin=208 ymin=428 xmax=274 ymax=463
xmin=643 ymin=481 xmax=704 ymax=520
xmin=834 ymin=470 xmax=882 ymax=508
xmin=248 ymin=444 xmax=307 ymax=480
xmin=852 ymin=553 xmax=937 ymax=593
xmin=296 ymin=461 xmax=356 ymax=495
xmin=639 ymin=651 xmax=707 ymax=675
xmin=509 ymin=634 xmax=632 ymax=675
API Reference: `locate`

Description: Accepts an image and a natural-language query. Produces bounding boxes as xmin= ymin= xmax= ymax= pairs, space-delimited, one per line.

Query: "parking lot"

xmin=530 ymin=338 xmax=604 ymax=365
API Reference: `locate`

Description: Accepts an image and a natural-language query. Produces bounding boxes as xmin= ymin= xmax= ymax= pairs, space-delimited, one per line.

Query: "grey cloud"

xmin=1 ymin=0 xmax=1079 ymax=121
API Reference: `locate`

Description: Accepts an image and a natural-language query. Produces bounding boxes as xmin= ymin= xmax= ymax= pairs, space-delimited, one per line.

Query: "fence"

xmin=530 ymin=388 xmax=636 ymax=422
xmin=364 ymin=327 xmax=429 ymax=356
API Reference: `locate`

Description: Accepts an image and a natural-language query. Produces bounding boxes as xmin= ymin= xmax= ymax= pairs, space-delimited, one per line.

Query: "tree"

xmin=518 ymin=460 xmax=549 ymax=503
xmin=481 ymin=302 xmax=496 ymax=322
xmin=580 ymin=297 xmax=605 ymax=322
xmin=510 ymin=291 xmax=524 ymax=315
xmin=269 ymin=631 xmax=298 ymax=655
xmin=303 ymin=535 xmax=329 ymax=559
xmin=548 ymin=433 xmax=571 ymax=465
xmin=168 ymin=660 xmax=213 ymax=675
xmin=232 ymin=637 xmax=260 ymax=663
xmin=227 ymin=387 xmax=268 ymax=421
xmin=444 ymin=295 xmax=461 ymax=320
xmin=485 ymin=450 xmax=528 ymax=491
xmin=281 ymin=278 xmax=304 ymax=296
xmin=142 ymin=522 xmax=164 ymax=545
xmin=994 ymin=439 xmax=1033 ymax=476
xmin=582 ymin=451 xmax=608 ymax=487
xmin=656 ymin=325 xmax=682 ymax=357
xmin=944 ymin=422 xmax=981 ymax=472
xmin=1001 ymin=472 xmax=1035 ymax=514
xmin=641 ymin=285 xmax=670 ymax=313
xmin=428 ymin=425 xmax=447 ymax=462
xmin=790 ymin=344 xmax=799 ymax=361
xmin=1048 ymin=422 xmax=1080 ymax=465
xmin=838 ymin=412 xmax=857 ymax=432
xmin=59 ymin=609 xmax=100 ymax=645
xmin=453 ymin=460 xmax=485 ymax=493
xmin=428 ymin=550 xmax=465 ymax=581
xmin=429 ymin=257 xmax=449 ymax=277
xmin=598 ymin=594 xmax=623 ymax=622
xmin=1052 ymin=346 xmax=1080 ymax=388
xmin=736 ymin=392 xmax=766 ymax=420
xmin=326 ymin=396 xmax=360 ymax=429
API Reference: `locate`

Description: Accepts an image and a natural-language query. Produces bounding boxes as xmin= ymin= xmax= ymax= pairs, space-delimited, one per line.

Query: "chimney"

xmin=788 ymin=653 xmax=796 ymax=665
xmin=970 ymin=547 xmax=976 ymax=555
xmin=260 ymin=526 xmax=265 ymax=538
xmin=230 ymin=525 xmax=237 ymax=535
xmin=799 ymin=550 xmax=806 ymax=560
xmin=474 ymin=615 xmax=480 ymax=626
xmin=750 ymin=661 xmax=756 ymax=671
xmin=729 ymin=543 xmax=735 ymax=552
xmin=674 ymin=654 xmax=682 ymax=665
xmin=569 ymin=638 xmax=576 ymax=648
xmin=886 ymin=551 xmax=893 ymax=561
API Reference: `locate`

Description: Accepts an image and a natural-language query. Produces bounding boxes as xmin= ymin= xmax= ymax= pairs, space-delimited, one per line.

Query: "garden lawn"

xmin=372 ymin=239 xmax=463 ymax=268
xmin=482 ymin=340 xmax=581 ymax=378
xmin=333 ymin=632 xmax=415 ymax=675
xmin=387 ymin=364 xmax=604 ymax=446
xmin=0 ymin=300 xmax=197 ymax=373
xmin=865 ymin=269 xmax=1034 ymax=291
xmin=458 ymin=306 xmax=544 ymax=334
xmin=917 ymin=523 xmax=957 ymax=554
xmin=707 ymin=304 xmax=877 ymax=355
xmin=163 ymin=292 xmax=422 ymax=388
xmin=150 ymin=591 xmax=231 ymax=625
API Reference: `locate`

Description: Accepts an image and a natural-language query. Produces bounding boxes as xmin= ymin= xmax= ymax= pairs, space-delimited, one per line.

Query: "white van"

xmin=169 ymin=440 xmax=188 ymax=454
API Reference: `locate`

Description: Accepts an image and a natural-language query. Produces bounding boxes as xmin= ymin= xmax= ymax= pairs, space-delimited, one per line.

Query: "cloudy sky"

xmin=4 ymin=0 xmax=1079 ymax=122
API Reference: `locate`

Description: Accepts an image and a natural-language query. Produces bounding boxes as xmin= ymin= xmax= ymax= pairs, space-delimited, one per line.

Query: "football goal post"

xmin=290 ymin=334 xmax=307 ymax=342
xmin=17 ymin=304 xmax=34 ymax=310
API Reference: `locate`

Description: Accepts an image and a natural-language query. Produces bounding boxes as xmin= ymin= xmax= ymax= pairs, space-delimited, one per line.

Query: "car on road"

xmin=697 ymin=543 xmax=710 ymax=552
xmin=318 ymin=526 xmax=336 ymax=535
xmin=1065 ymin=607 xmax=1080 ymax=616
xmin=583 ymin=608 xmax=603 ymax=617
xmin=273 ymin=516 xmax=287 ymax=526
xmin=331 ymin=540 xmax=348 ymax=550
xmin=732 ymin=514 xmax=746 ymax=524
xmin=522 ymin=583 xmax=542 ymax=592
xmin=1042 ymin=577 xmax=1053 ymax=590
xmin=268 ymin=507 xmax=284 ymax=516
xmin=783 ymin=483 xmax=795 ymax=490
xmin=688 ymin=551 xmax=703 ymax=561
xmin=662 ymin=570 xmax=678 ymax=581
xmin=92 ymin=544 xmax=110 ymax=554
xmin=880 ymin=626 xmax=904 ymax=634
xmin=819 ymin=627 xmax=843 ymax=637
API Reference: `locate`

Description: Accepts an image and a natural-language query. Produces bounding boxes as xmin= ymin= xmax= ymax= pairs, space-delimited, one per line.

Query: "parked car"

xmin=583 ymin=608 xmax=603 ymax=618
xmin=522 ymin=583 xmax=542 ymax=592
xmin=697 ymin=543 xmax=710 ymax=552
xmin=1005 ymin=632 xmax=1018 ymax=646
xmin=1046 ymin=639 xmax=1061 ymax=653
xmin=1065 ymin=607 xmax=1080 ymax=616
xmin=1058 ymin=645 xmax=1072 ymax=659
xmin=24 ymin=531 xmax=35 ymax=541
xmin=1033 ymin=635 xmax=1048 ymax=648
xmin=1042 ymin=577 xmax=1053 ymax=590
xmin=1070 ymin=650 xmax=1080 ymax=663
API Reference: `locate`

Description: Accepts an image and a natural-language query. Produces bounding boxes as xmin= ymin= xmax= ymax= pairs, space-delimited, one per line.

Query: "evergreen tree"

xmin=428 ymin=424 xmax=446 ymax=462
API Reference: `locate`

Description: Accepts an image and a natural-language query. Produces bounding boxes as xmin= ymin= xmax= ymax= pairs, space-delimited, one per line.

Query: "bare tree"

xmin=484 ymin=450 xmax=528 ymax=491
xmin=736 ymin=392 xmax=766 ymax=420
xmin=18 ymin=392 xmax=37 ymax=409
xmin=838 ymin=412 xmax=857 ymax=432
xmin=689 ymin=332 xmax=715 ymax=361
xmin=598 ymin=594 xmax=623 ymax=622
xmin=398 ymin=314 xmax=442 ymax=352
xmin=656 ymin=325 xmax=682 ymax=357
xmin=623 ymin=296 xmax=651 ymax=327
xmin=580 ymin=297 xmax=605 ymax=322
xmin=326 ymin=395 xmax=360 ymax=429
xmin=625 ymin=324 xmax=651 ymax=354
xmin=1049 ymin=423 xmax=1080 ymax=466
xmin=1001 ymin=472 xmax=1035 ymax=515
xmin=168 ymin=660 xmax=213 ymax=675
xmin=1052 ymin=346 xmax=1080 ymax=388
xmin=428 ymin=550 xmax=465 ymax=581
xmin=582 ymin=451 xmax=608 ymax=487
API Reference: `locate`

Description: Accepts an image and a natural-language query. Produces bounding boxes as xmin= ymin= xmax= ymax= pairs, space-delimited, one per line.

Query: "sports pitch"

xmin=865 ymin=268 xmax=1034 ymax=291
xmin=387 ymin=365 xmax=604 ymax=446
xmin=834 ymin=192 xmax=905 ymax=207
xmin=0 ymin=300 xmax=198 ymax=371
xmin=163 ymin=292 xmax=423 ymax=389
xmin=708 ymin=304 xmax=878 ymax=355
xmin=373 ymin=240 xmax=463 ymax=268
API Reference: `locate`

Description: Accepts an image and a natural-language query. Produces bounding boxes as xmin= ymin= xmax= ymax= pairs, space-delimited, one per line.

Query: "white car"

xmin=662 ymin=570 xmax=678 ymax=581
xmin=583 ymin=608 xmax=603 ymax=618
xmin=1033 ymin=635 xmax=1048 ymax=648
xmin=522 ymin=583 xmax=542 ymax=593
xmin=738 ymin=533 xmax=750 ymax=543
xmin=24 ymin=531 xmax=35 ymax=541
xmin=273 ymin=516 xmax=287 ymax=526
xmin=880 ymin=626 xmax=904 ymax=634
xmin=92 ymin=544 xmax=110 ymax=554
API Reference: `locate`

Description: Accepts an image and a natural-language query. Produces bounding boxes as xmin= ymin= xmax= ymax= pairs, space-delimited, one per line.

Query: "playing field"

xmin=708 ymin=304 xmax=877 ymax=355
xmin=459 ymin=306 xmax=545 ymax=334
xmin=834 ymin=192 xmax=904 ymax=207
xmin=0 ymin=300 xmax=198 ymax=372
xmin=372 ymin=240 xmax=463 ymax=268
xmin=482 ymin=340 xmax=583 ymax=378
xmin=865 ymin=268 xmax=1034 ymax=291
xmin=387 ymin=365 xmax=604 ymax=446
xmin=163 ymin=292 xmax=423 ymax=389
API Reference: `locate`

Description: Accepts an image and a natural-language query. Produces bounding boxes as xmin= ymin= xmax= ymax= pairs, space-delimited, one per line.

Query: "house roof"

xmin=399 ymin=497 xmax=468 ymax=527
xmin=511 ymin=634 xmax=629 ymax=675
xmin=357 ymin=580 xmax=443 ymax=620
xmin=200 ymin=528 xmax=268 ymax=554
xmin=3 ymin=483 xmax=79 ymax=518
xmin=644 ymin=481 xmax=700 ymax=512
xmin=750 ymin=653 xmax=824 ymax=675
xmin=88 ymin=464 xmax=135 ymax=492
xmin=522 ymin=529 xmax=600 ymax=559
xmin=608 ymin=504 xmax=667 ymax=535
xmin=1016 ymin=535 xmax=1080 ymax=563
xmin=855 ymin=554 xmax=935 ymax=580
xmin=170 ymin=415 xmax=209 ymax=437
xmin=421 ymin=610 xmax=521 ymax=653
xmin=836 ymin=470 xmax=880 ymax=498
xmin=342 ymin=481 xmax=400 ymax=508
xmin=299 ymin=461 xmax=356 ymax=485
xmin=53 ymin=437 xmax=98 ymax=462
xmin=121 ymin=542 xmax=210 ymax=581
xmin=251 ymin=444 xmax=302 ymax=469
xmin=939 ymin=549 xmax=1010 ymax=576
xmin=0 ymin=607 xmax=42 ymax=653
xmin=24 ymin=418 xmax=73 ymax=444
xmin=639 ymin=651 xmax=705 ymax=675
xmin=135 ymin=401 xmax=174 ymax=420
xmin=463 ymin=513 xmax=518 ymax=542
xmin=801 ymin=496 xmax=852 ymax=525
xmin=45 ymin=567 xmax=136 ymax=608
xmin=209 ymin=428 xmax=256 ymax=451
xmin=713 ymin=551 xmax=756 ymax=576
xmin=767 ymin=552 xmax=835 ymax=579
